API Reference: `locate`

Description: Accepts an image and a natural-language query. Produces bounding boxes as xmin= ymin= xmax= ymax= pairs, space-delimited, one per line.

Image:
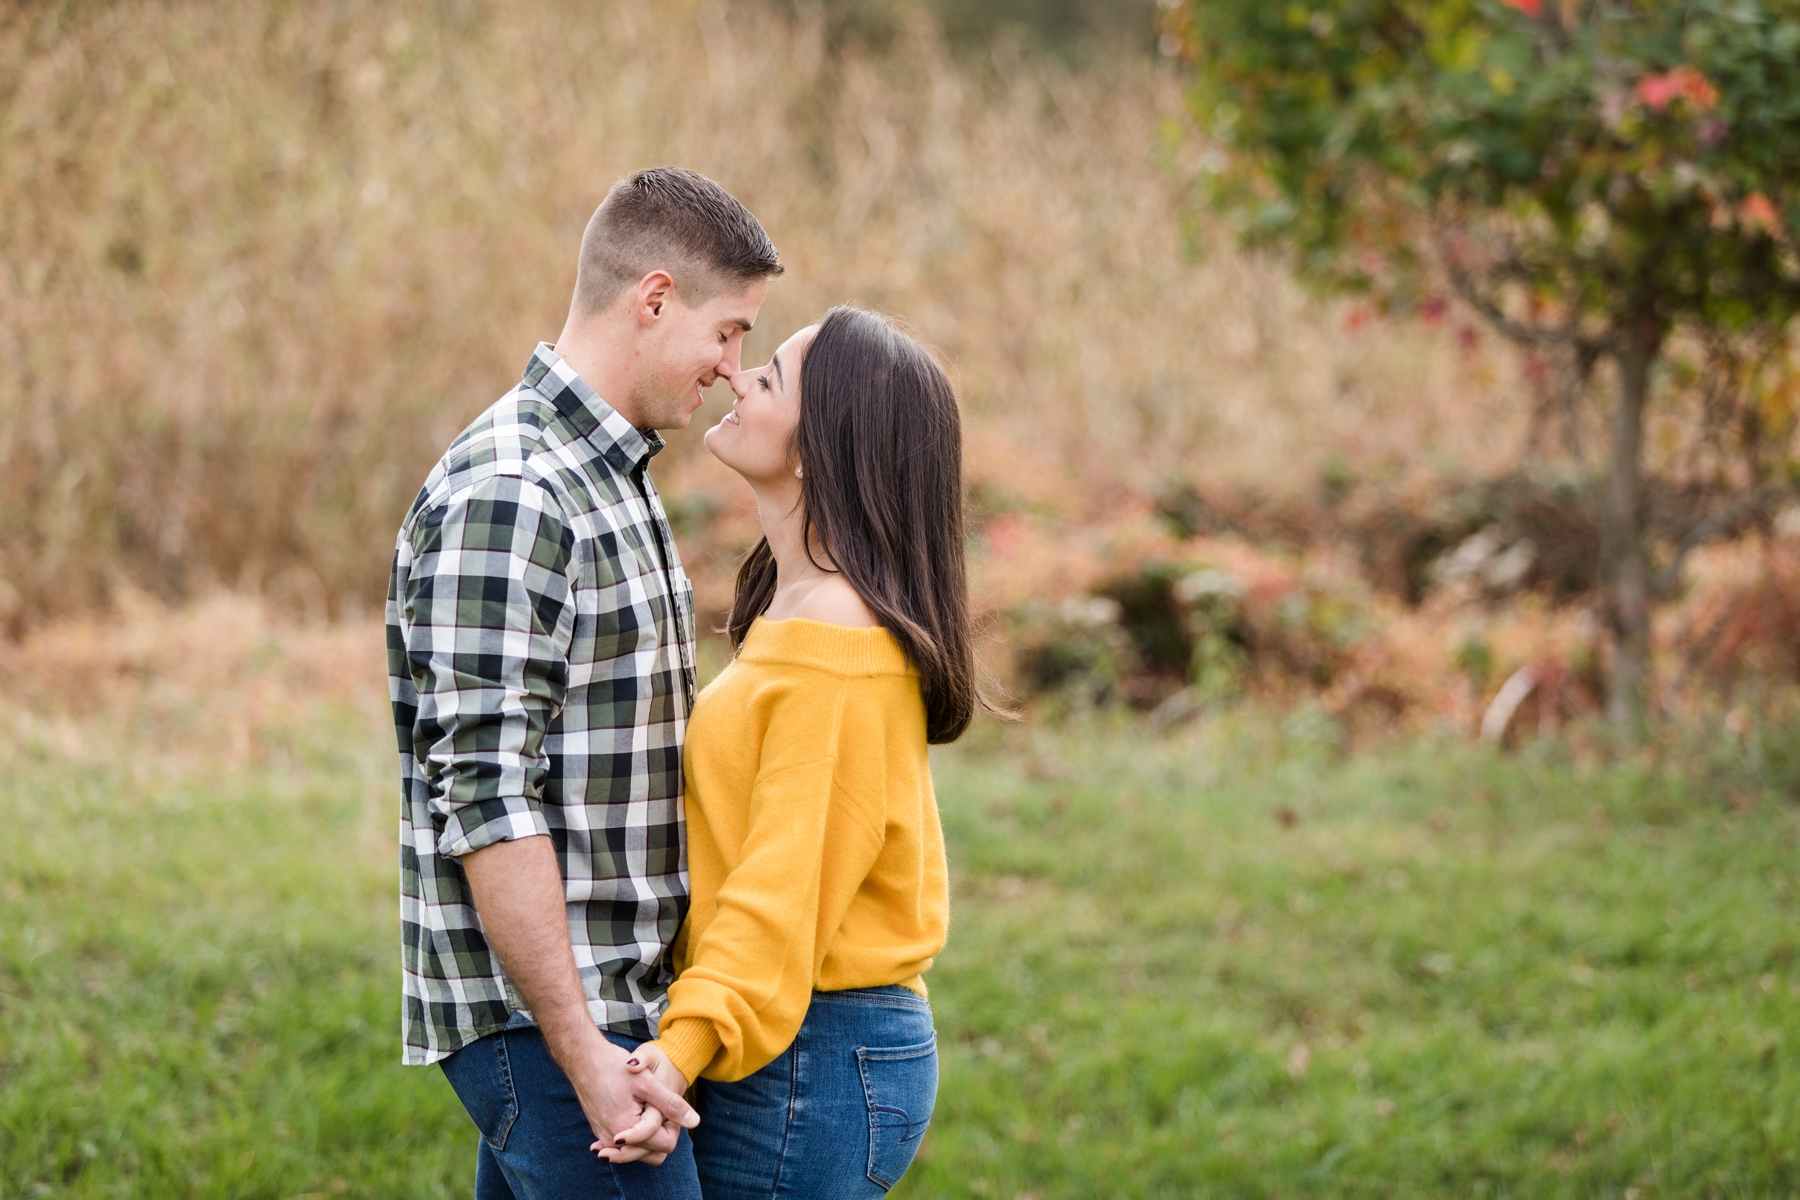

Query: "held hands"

xmin=593 ymin=1043 xmax=692 ymax=1164
xmin=572 ymin=1035 xmax=698 ymax=1167
xmin=625 ymin=1041 xmax=690 ymax=1096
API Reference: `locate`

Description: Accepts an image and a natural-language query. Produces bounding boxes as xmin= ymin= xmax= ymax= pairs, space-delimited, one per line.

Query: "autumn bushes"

xmin=989 ymin=480 xmax=1800 ymax=741
xmin=10 ymin=0 xmax=1799 ymax=740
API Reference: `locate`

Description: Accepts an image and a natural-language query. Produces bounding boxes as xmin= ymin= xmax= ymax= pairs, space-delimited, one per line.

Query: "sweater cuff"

xmin=653 ymin=1017 xmax=723 ymax=1085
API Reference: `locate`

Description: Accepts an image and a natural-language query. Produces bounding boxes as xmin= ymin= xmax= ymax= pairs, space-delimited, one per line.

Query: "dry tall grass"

xmin=0 ymin=0 xmax=1526 ymax=632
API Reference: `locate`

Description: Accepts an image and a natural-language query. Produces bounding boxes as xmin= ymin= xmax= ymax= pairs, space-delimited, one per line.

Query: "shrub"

xmin=1171 ymin=0 xmax=1800 ymax=724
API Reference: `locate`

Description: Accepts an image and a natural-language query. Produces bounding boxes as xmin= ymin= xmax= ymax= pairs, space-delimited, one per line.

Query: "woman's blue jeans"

xmin=691 ymin=986 xmax=938 ymax=1199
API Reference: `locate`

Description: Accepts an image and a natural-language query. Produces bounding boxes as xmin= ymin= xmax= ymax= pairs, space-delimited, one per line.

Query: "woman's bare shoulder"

xmin=791 ymin=576 xmax=880 ymax=628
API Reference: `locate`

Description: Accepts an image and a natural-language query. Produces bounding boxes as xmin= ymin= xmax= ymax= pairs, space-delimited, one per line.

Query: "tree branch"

xmin=1441 ymin=250 xmax=1612 ymax=356
xmin=1654 ymin=478 xmax=1798 ymax=599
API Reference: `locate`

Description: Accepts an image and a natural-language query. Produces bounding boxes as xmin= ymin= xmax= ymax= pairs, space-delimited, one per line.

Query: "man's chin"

xmin=645 ymin=399 xmax=700 ymax=432
xmin=659 ymin=386 xmax=712 ymax=431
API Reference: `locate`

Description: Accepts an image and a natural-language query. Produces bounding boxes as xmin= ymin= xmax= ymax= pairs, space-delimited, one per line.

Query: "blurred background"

xmin=4 ymin=1 xmax=1799 ymax=1196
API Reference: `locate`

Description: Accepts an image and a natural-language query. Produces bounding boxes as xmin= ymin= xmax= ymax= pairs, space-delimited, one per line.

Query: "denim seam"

xmin=488 ymin=1031 xmax=521 ymax=1152
xmin=765 ymin=1043 xmax=800 ymax=1199
xmin=859 ymin=1036 xmax=937 ymax=1062
xmin=597 ymin=1161 xmax=632 ymax=1200
xmin=856 ymin=1049 xmax=888 ymax=1189
xmin=810 ymin=990 xmax=930 ymax=1013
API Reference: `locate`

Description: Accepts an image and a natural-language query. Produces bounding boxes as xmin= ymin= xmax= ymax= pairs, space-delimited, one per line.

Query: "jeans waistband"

xmin=810 ymin=984 xmax=931 ymax=1011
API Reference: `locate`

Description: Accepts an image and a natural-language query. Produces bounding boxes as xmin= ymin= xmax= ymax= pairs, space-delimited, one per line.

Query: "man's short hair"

xmin=573 ymin=167 xmax=782 ymax=314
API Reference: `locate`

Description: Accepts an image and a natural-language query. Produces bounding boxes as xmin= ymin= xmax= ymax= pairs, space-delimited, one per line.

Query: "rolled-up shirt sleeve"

xmin=400 ymin=470 xmax=574 ymax=858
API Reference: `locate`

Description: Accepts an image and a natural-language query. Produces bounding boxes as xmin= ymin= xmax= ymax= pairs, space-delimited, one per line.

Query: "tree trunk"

xmin=1602 ymin=324 xmax=1658 ymax=732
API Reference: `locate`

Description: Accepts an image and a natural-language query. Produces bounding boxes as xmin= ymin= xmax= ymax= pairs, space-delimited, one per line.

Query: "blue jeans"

xmin=692 ymin=986 xmax=938 ymax=1199
xmin=439 ymin=1023 xmax=702 ymax=1200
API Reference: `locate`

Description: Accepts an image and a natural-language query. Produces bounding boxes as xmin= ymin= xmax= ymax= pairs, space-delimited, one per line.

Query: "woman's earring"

xmin=794 ymin=466 xmax=803 ymax=478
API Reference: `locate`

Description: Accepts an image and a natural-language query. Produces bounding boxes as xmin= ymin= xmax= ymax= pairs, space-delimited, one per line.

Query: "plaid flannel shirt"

xmin=388 ymin=344 xmax=696 ymax=1065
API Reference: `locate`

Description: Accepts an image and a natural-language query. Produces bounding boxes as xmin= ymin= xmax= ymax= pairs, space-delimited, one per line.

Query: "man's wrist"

xmin=536 ymin=1007 xmax=620 ymax=1078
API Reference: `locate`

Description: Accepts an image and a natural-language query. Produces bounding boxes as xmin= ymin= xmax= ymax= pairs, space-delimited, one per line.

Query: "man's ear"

xmin=633 ymin=270 xmax=676 ymax=325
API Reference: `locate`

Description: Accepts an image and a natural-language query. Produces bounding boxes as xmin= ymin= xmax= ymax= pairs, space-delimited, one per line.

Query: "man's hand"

xmin=566 ymin=1031 xmax=696 ymax=1165
xmin=459 ymin=837 xmax=698 ymax=1165
xmin=600 ymin=1044 xmax=688 ymax=1164
xmin=592 ymin=1042 xmax=692 ymax=1163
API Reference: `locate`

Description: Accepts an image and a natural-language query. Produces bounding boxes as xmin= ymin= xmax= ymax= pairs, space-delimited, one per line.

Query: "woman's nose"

xmin=724 ymin=368 xmax=751 ymax=401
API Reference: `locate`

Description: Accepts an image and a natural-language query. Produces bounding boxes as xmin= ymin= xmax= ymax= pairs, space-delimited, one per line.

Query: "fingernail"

xmin=627 ymin=1057 xmax=639 ymax=1066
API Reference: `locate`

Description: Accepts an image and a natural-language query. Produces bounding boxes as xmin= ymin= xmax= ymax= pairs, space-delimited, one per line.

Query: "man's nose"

xmin=718 ymin=339 xmax=745 ymax=377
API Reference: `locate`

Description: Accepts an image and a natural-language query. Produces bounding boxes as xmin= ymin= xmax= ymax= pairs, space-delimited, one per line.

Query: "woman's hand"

xmin=626 ymin=1042 xmax=690 ymax=1094
xmin=591 ymin=1043 xmax=691 ymax=1162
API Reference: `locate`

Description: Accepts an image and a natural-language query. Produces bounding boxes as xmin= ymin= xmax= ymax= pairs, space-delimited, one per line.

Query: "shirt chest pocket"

xmin=565 ymin=537 xmax=668 ymax=664
xmin=566 ymin=533 xmax=695 ymax=660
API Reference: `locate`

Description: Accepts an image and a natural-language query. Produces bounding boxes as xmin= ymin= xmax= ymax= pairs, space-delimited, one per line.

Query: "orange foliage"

xmin=1637 ymin=65 xmax=1720 ymax=112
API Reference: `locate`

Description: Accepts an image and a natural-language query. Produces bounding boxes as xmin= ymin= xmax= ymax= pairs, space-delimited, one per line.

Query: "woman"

xmin=605 ymin=305 xmax=979 ymax=1196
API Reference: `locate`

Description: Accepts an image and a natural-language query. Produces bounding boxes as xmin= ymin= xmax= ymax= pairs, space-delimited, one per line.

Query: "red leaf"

xmin=1672 ymin=65 xmax=1720 ymax=108
xmin=1638 ymin=65 xmax=1719 ymax=112
xmin=1638 ymin=74 xmax=1679 ymax=110
xmin=1740 ymin=192 xmax=1781 ymax=235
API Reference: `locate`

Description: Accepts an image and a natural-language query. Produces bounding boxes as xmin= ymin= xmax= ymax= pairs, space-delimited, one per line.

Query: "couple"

xmin=386 ymin=167 xmax=976 ymax=1198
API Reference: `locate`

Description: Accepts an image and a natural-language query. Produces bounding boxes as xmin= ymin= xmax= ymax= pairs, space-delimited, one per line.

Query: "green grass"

xmin=4 ymin=702 xmax=1798 ymax=1197
xmin=0 ymin=707 xmax=468 ymax=1197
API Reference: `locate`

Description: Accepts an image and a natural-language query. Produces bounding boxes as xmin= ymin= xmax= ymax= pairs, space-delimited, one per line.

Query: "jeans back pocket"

xmin=439 ymin=1031 xmax=520 ymax=1152
xmin=856 ymin=1035 xmax=938 ymax=1191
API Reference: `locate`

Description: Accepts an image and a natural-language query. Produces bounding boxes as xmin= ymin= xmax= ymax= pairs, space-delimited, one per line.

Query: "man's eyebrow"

xmin=729 ymin=317 xmax=754 ymax=332
xmin=773 ymin=353 xmax=784 ymax=389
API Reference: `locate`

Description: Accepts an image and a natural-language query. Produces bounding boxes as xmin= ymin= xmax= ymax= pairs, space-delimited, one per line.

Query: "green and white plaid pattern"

xmin=387 ymin=344 xmax=696 ymax=1066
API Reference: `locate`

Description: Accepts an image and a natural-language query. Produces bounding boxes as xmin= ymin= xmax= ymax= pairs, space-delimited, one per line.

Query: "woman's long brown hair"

xmin=725 ymin=306 xmax=982 ymax=743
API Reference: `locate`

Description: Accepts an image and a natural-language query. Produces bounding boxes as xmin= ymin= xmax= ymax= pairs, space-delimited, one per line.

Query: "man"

xmin=387 ymin=167 xmax=780 ymax=1198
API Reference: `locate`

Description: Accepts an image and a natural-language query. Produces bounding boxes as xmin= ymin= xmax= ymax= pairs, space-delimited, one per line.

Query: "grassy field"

xmin=3 ymin=682 xmax=1797 ymax=1197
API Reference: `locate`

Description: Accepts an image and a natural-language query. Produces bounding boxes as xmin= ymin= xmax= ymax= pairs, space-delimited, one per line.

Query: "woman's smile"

xmin=704 ymin=325 xmax=819 ymax=485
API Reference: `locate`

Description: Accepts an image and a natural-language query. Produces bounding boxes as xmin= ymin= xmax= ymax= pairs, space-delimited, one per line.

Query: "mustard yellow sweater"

xmin=650 ymin=617 xmax=949 ymax=1084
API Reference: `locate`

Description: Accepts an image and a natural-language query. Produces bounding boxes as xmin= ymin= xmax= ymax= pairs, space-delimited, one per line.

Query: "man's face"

xmin=634 ymin=277 xmax=770 ymax=431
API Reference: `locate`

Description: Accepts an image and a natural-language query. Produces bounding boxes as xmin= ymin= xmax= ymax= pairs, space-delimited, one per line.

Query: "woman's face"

xmin=704 ymin=324 xmax=818 ymax=485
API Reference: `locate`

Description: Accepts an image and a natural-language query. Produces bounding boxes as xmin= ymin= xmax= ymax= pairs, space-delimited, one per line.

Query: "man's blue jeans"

xmin=439 ymin=1022 xmax=702 ymax=1200
xmin=691 ymin=986 xmax=938 ymax=1199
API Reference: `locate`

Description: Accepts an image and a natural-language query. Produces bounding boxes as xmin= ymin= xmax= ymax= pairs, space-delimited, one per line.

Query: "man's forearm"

xmin=460 ymin=835 xmax=611 ymax=1065
xmin=459 ymin=832 xmax=694 ymax=1162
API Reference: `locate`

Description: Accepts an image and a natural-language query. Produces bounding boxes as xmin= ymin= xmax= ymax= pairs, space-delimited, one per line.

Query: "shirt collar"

xmin=523 ymin=343 xmax=665 ymax=475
